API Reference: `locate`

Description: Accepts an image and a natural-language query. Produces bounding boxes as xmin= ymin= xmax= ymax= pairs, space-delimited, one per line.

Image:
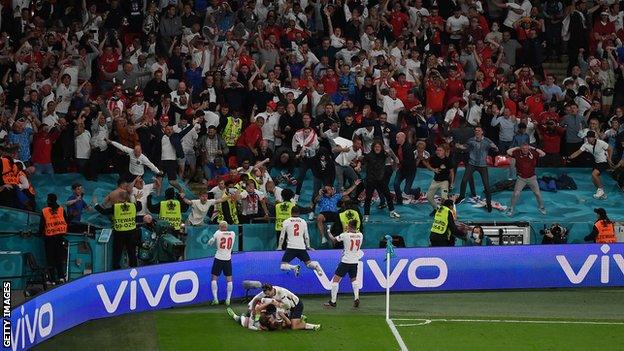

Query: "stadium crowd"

xmin=0 ymin=0 xmax=624 ymax=241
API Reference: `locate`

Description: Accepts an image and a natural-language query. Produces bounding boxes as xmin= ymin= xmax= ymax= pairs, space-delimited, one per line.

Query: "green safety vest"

xmin=275 ymin=201 xmax=295 ymax=231
xmin=159 ymin=200 xmax=182 ymax=230
xmin=339 ymin=209 xmax=361 ymax=231
xmin=431 ymin=206 xmax=450 ymax=236
xmin=222 ymin=116 xmax=242 ymax=146
xmin=113 ymin=202 xmax=137 ymax=232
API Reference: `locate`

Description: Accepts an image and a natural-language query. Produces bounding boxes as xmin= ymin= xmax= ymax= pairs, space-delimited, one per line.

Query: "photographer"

xmin=540 ymin=224 xmax=568 ymax=244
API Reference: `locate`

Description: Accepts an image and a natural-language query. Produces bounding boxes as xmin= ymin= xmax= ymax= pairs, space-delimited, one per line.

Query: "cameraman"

xmin=540 ymin=224 xmax=568 ymax=244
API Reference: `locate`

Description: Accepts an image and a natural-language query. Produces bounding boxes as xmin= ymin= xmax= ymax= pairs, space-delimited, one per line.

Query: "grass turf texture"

xmin=34 ymin=289 xmax=624 ymax=351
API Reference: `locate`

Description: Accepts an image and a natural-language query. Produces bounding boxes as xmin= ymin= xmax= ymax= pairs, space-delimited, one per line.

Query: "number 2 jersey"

xmin=209 ymin=230 xmax=236 ymax=260
xmin=336 ymin=232 xmax=364 ymax=264
xmin=281 ymin=217 xmax=309 ymax=250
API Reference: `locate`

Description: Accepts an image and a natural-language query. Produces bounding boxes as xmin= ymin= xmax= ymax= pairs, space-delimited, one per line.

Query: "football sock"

xmin=211 ymin=280 xmax=218 ymax=301
xmin=226 ymin=281 xmax=233 ymax=301
xmin=280 ymin=263 xmax=298 ymax=271
xmin=352 ymin=281 xmax=359 ymax=300
xmin=304 ymin=323 xmax=318 ymax=330
xmin=331 ymin=282 xmax=339 ymax=303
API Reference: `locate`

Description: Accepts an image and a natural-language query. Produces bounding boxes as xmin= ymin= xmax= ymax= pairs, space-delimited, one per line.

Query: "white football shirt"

xmin=336 ymin=232 xmax=364 ymax=264
xmin=281 ymin=217 xmax=309 ymax=250
xmin=209 ymin=230 xmax=236 ymax=260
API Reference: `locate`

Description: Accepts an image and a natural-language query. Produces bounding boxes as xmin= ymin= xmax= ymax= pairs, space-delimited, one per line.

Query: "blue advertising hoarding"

xmin=4 ymin=244 xmax=624 ymax=351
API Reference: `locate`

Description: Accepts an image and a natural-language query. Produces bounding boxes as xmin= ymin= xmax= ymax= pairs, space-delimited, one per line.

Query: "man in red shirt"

xmin=537 ymin=119 xmax=565 ymax=166
xmin=236 ymin=117 xmax=264 ymax=163
xmin=389 ymin=2 xmax=409 ymax=38
xmin=32 ymin=124 xmax=62 ymax=174
xmin=425 ymin=73 xmax=446 ymax=114
xmin=525 ymin=89 xmax=545 ymax=119
xmin=444 ymin=66 xmax=464 ymax=105
xmin=506 ymin=142 xmax=546 ymax=217
xmin=392 ymin=73 xmax=414 ymax=104
xmin=321 ymin=68 xmax=339 ymax=95
xmin=536 ymin=103 xmax=560 ymax=125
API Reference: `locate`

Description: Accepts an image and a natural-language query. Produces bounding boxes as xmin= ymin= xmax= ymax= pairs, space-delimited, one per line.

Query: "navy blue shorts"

xmin=211 ymin=258 xmax=232 ymax=276
xmin=281 ymin=249 xmax=310 ymax=263
xmin=334 ymin=262 xmax=358 ymax=278
xmin=290 ymin=300 xmax=304 ymax=319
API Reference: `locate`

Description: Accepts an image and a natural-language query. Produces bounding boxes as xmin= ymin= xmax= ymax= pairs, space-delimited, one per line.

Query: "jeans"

xmin=335 ymin=163 xmax=358 ymax=191
xmin=295 ymin=157 xmax=314 ymax=195
xmin=459 ymin=164 xmax=491 ymax=206
xmin=35 ymin=163 xmax=54 ymax=175
xmin=393 ymin=170 xmax=418 ymax=203
xmin=364 ymin=179 xmax=395 ymax=215
xmin=509 ymin=175 xmax=544 ymax=211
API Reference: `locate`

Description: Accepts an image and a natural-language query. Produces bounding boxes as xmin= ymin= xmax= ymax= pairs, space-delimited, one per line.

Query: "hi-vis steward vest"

xmin=2 ymin=158 xmax=18 ymax=185
xmin=41 ymin=207 xmax=67 ymax=236
xmin=595 ymin=220 xmax=616 ymax=243
xmin=339 ymin=209 xmax=361 ymax=231
xmin=160 ymin=199 xmax=182 ymax=230
xmin=217 ymin=193 xmax=239 ymax=224
xmin=113 ymin=202 xmax=137 ymax=231
xmin=18 ymin=171 xmax=35 ymax=195
xmin=275 ymin=201 xmax=295 ymax=231
xmin=431 ymin=206 xmax=450 ymax=236
xmin=222 ymin=117 xmax=242 ymax=146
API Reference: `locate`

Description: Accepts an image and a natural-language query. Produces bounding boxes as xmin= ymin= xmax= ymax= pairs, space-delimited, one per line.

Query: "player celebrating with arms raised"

xmin=277 ymin=206 xmax=323 ymax=277
xmin=324 ymin=220 xmax=363 ymax=308
xmin=207 ymin=221 xmax=236 ymax=306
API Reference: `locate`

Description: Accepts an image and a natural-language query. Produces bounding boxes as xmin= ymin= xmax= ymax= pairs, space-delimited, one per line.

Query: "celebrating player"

xmin=207 ymin=221 xmax=236 ymax=306
xmin=248 ymin=283 xmax=321 ymax=331
xmin=277 ymin=206 xmax=323 ymax=276
xmin=323 ymin=219 xmax=363 ymax=308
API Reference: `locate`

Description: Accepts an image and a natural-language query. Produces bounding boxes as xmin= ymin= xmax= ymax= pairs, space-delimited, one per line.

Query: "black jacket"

xmin=394 ymin=142 xmax=416 ymax=173
xmin=363 ymin=150 xmax=387 ymax=181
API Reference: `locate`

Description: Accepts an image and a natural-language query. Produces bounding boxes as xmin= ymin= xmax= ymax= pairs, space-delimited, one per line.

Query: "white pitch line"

xmin=393 ymin=318 xmax=624 ymax=327
xmin=386 ymin=318 xmax=409 ymax=351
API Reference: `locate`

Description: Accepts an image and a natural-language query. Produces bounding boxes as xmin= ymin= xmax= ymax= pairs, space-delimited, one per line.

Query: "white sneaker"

xmin=538 ymin=207 xmax=547 ymax=215
xmin=294 ymin=194 xmax=300 ymax=203
xmin=308 ymin=212 xmax=315 ymax=220
xmin=593 ymin=188 xmax=605 ymax=199
xmin=364 ymin=215 xmax=369 ymax=222
xmin=321 ymin=236 xmax=327 ymax=244
xmin=390 ymin=211 xmax=401 ymax=219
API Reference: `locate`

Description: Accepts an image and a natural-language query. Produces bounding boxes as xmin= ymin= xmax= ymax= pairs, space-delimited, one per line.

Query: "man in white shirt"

xmin=207 ymin=221 xmax=236 ymax=305
xmin=129 ymin=92 xmax=150 ymax=123
xmin=324 ymin=219 xmax=363 ymax=308
xmin=380 ymin=88 xmax=405 ymax=126
xmin=170 ymin=82 xmax=190 ymax=122
xmin=108 ymin=139 xmax=161 ymax=180
xmin=248 ymin=283 xmax=321 ymax=330
xmin=333 ymin=138 xmax=362 ymax=191
xmin=132 ymin=177 xmax=160 ymax=219
xmin=182 ymin=191 xmax=228 ymax=226
xmin=253 ymin=101 xmax=280 ymax=150
xmin=277 ymin=206 xmax=323 ymax=277
xmin=567 ymin=131 xmax=613 ymax=199
xmin=497 ymin=0 xmax=532 ymax=30
xmin=446 ymin=8 xmax=470 ymax=43
xmin=173 ymin=119 xmax=199 ymax=180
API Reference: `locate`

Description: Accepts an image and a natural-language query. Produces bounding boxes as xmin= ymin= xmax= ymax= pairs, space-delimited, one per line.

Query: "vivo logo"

xmin=557 ymin=244 xmax=624 ymax=284
xmin=96 ymin=269 xmax=199 ymax=314
xmin=10 ymin=303 xmax=53 ymax=351
xmin=315 ymin=258 xmax=448 ymax=290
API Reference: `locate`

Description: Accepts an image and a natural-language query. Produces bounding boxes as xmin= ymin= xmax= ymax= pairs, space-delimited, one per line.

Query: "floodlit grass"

xmin=34 ymin=289 xmax=624 ymax=351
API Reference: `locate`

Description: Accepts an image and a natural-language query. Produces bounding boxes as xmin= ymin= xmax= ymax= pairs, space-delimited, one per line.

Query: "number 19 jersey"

xmin=281 ymin=217 xmax=308 ymax=250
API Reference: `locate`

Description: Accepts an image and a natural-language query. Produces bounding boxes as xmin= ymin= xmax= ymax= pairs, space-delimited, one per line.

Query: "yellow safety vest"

xmin=339 ymin=209 xmax=361 ymax=231
xmin=216 ymin=194 xmax=239 ymax=224
xmin=222 ymin=116 xmax=242 ymax=146
xmin=431 ymin=206 xmax=450 ymax=236
xmin=113 ymin=202 xmax=137 ymax=231
xmin=275 ymin=201 xmax=295 ymax=231
xmin=159 ymin=200 xmax=182 ymax=230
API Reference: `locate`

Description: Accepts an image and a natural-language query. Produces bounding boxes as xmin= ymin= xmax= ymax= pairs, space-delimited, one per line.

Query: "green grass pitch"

xmin=34 ymin=289 xmax=624 ymax=351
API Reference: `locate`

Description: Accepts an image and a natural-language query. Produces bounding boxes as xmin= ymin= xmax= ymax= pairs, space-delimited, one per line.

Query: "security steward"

xmin=147 ymin=187 xmax=189 ymax=237
xmin=429 ymin=199 xmax=465 ymax=247
xmin=330 ymin=199 xmax=363 ymax=249
xmin=95 ymin=191 xmax=142 ymax=269
xmin=1 ymin=155 xmax=19 ymax=206
xmin=39 ymin=193 xmax=68 ymax=283
xmin=275 ymin=189 xmax=296 ymax=248
xmin=585 ymin=208 xmax=617 ymax=243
